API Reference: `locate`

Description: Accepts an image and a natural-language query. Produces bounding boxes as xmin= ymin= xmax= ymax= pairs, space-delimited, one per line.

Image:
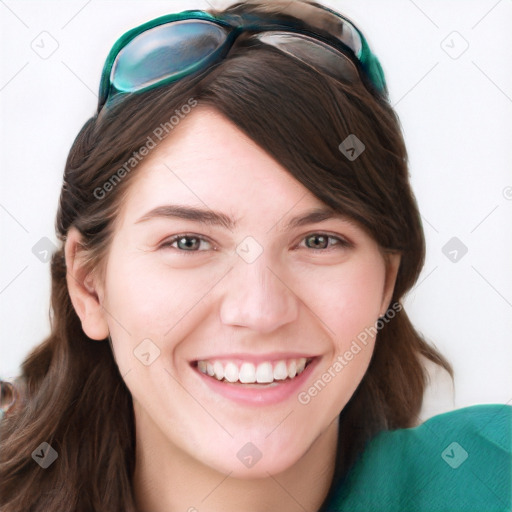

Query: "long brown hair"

xmin=0 ymin=2 xmax=453 ymax=510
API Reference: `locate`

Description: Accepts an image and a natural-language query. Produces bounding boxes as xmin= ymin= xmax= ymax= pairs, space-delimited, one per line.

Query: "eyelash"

xmin=158 ymin=232 xmax=352 ymax=255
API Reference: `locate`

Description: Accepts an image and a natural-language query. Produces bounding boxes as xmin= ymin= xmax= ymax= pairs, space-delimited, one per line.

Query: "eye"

xmin=158 ymin=232 xmax=352 ymax=255
xmin=298 ymin=232 xmax=352 ymax=251
xmin=159 ymin=234 xmax=214 ymax=254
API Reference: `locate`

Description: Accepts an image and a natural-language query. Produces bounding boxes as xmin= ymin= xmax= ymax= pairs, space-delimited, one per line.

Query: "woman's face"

xmin=80 ymin=106 xmax=400 ymax=478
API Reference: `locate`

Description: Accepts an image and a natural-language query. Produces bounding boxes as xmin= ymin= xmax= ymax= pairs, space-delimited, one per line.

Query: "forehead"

xmin=117 ymin=106 xmax=328 ymax=226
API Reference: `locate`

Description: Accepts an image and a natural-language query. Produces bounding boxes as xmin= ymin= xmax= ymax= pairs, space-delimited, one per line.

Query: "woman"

xmin=0 ymin=1 xmax=510 ymax=511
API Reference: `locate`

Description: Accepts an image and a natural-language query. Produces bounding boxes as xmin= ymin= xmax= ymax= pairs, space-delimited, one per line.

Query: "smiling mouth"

xmin=191 ymin=357 xmax=314 ymax=385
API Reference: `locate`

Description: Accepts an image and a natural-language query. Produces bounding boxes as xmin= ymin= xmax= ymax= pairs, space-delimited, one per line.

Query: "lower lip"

xmin=192 ymin=358 xmax=320 ymax=406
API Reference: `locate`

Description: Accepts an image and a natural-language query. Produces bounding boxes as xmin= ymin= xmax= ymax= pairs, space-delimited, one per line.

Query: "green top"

xmin=323 ymin=404 xmax=512 ymax=511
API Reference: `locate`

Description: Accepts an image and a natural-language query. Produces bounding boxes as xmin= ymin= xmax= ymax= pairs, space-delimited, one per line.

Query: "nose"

xmin=219 ymin=253 xmax=299 ymax=333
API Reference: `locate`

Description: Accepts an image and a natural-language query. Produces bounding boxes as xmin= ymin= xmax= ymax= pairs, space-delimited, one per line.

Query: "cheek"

xmin=106 ymin=247 xmax=209 ymax=315
xmin=300 ymin=255 xmax=386 ymax=346
xmin=294 ymin=257 xmax=387 ymax=417
xmin=101 ymin=249 xmax=219 ymax=357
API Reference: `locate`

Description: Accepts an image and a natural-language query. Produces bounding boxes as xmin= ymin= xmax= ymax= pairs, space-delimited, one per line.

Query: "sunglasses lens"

xmin=266 ymin=1 xmax=363 ymax=56
xmin=111 ymin=20 xmax=229 ymax=93
xmin=255 ymin=32 xmax=361 ymax=84
xmin=333 ymin=20 xmax=362 ymax=58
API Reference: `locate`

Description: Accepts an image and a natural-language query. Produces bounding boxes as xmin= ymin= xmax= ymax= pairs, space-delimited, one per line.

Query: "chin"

xmin=197 ymin=434 xmax=314 ymax=479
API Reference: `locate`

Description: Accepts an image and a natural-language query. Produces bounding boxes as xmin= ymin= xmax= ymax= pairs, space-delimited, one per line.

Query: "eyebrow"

xmin=135 ymin=204 xmax=349 ymax=231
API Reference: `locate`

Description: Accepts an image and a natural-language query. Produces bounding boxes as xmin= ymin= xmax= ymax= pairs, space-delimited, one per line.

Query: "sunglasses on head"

xmin=98 ymin=2 xmax=387 ymax=112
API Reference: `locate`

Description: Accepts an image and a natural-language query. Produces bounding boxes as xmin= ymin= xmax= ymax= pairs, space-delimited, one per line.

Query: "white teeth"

xmin=213 ymin=361 xmax=224 ymax=380
xmin=239 ymin=362 xmax=256 ymax=384
xmin=224 ymin=362 xmax=239 ymax=383
xmin=273 ymin=360 xmax=288 ymax=381
xmin=196 ymin=357 xmax=311 ymax=384
xmin=288 ymin=360 xmax=297 ymax=379
xmin=255 ymin=362 xmax=273 ymax=383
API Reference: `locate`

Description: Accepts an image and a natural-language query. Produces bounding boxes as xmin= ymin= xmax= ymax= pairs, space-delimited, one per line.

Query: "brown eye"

xmin=305 ymin=234 xmax=329 ymax=250
xmin=301 ymin=233 xmax=352 ymax=251
xmin=160 ymin=234 xmax=213 ymax=254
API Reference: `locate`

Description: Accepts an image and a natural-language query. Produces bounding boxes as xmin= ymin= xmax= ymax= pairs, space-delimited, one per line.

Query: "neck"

xmin=132 ymin=407 xmax=339 ymax=512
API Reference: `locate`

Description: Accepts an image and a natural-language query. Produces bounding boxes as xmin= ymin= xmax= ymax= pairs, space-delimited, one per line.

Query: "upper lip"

xmin=190 ymin=353 xmax=319 ymax=364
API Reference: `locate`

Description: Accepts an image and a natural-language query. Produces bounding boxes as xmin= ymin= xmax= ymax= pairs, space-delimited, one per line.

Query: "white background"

xmin=1 ymin=0 xmax=511 ymax=414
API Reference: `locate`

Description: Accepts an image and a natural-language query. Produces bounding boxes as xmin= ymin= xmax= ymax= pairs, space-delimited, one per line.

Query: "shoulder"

xmin=325 ymin=404 xmax=512 ymax=512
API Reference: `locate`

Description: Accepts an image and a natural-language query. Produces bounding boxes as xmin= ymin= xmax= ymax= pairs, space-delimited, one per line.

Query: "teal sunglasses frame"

xmin=98 ymin=6 xmax=387 ymax=111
